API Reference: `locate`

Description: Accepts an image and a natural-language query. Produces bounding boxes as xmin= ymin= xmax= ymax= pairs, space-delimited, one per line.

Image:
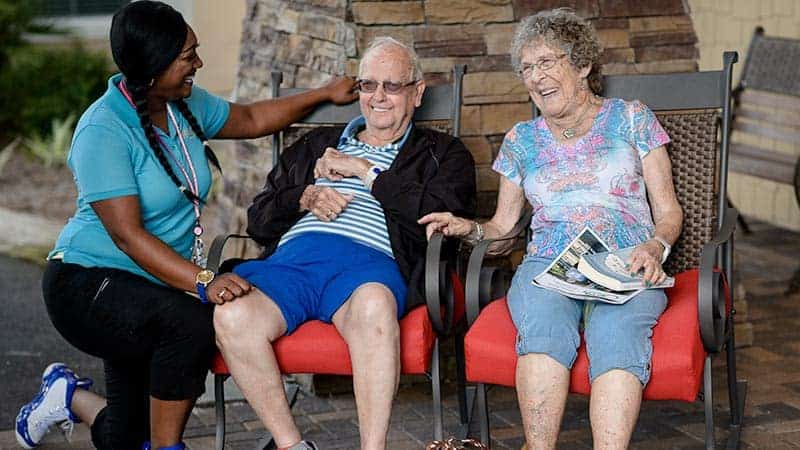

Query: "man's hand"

xmin=314 ymin=148 xmax=371 ymax=182
xmin=418 ymin=212 xmax=475 ymax=240
xmin=628 ymin=239 xmax=667 ymax=286
xmin=206 ymin=273 xmax=252 ymax=305
xmin=324 ymin=76 xmax=358 ymax=105
xmin=299 ymin=185 xmax=353 ymax=221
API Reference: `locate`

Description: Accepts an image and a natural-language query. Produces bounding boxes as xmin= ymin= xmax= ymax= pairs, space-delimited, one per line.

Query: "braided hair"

xmin=175 ymin=99 xmax=221 ymax=173
xmin=126 ymin=81 xmax=202 ymax=203
xmin=110 ymin=0 xmax=220 ymax=205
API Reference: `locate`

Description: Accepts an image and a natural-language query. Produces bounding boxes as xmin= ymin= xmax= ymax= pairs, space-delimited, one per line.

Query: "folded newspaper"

xmin=532 ymin=227 xmax=673 ymax=304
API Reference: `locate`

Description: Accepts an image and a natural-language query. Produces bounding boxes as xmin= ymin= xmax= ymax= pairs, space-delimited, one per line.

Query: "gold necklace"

xmin=547 ymin=97 xmax=596 ymax=140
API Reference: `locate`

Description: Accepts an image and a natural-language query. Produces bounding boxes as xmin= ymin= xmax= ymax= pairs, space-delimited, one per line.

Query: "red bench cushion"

xmin=212 ymin=303 xmax=435 ymax=376
xmin=464 ymin=269 xmax=708 ymax=402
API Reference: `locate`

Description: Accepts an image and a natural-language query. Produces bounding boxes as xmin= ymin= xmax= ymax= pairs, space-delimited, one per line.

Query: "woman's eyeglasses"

xmin=357 ymin=79 xmax=418 ymax=94
xmin=518 ymin=54 xmax=567 ymax=79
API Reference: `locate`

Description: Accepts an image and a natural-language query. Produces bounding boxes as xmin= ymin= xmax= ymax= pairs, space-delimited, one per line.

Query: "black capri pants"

xmin=42 ymin=260 xmax=216 ymax=450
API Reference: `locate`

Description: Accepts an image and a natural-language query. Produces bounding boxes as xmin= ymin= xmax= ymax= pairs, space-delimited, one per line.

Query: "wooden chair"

xmin=729 ymin=26 xmax=800 ymax=292
xmin=207 ymin=65 xmax=468 ymax=450
xmin=730 ymin=26 xmax=800 ymax=209
xmin=459 ymin=52 xmax=747 ymax=449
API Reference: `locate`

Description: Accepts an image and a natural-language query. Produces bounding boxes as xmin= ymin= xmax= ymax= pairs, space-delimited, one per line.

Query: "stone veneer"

xmin=215 ymin=0 xmax=700 ymax=237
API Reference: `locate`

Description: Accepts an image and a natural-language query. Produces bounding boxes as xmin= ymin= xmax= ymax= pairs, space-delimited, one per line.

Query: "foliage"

xmin=0 ymin=0 xmax=34 ymax=68
xmin=23 ymin=113 xmax=76 ymax=168
xmin=0 ymin=0 xmax=51 ymax=68
xmin=0 ymin=0 xmax=108 ymax=149
xmin=0 ymin=44 xmax=111 ymax=142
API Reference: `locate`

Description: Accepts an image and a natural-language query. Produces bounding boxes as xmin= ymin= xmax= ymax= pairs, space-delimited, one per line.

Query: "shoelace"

xmin=60 ymin=420 xmax=75 ymax=442
xmin=31 ymin=405 xmax=72 ymax=440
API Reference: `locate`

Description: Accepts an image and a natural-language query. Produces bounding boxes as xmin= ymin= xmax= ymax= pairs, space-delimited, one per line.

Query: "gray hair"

xmin=510 ymin=8 xmax=603 ymax=93
xmin=359 ymin=36 xmax=423 ymax=82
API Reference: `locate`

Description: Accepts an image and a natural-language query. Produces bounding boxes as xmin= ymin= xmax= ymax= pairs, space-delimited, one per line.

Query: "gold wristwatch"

xmin=195 ymin=269 xmax=215 ymax=304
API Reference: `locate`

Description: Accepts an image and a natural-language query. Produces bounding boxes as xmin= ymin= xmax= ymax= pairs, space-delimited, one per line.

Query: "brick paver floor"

xmin=2 ymin=220 xmax=799 ymax=450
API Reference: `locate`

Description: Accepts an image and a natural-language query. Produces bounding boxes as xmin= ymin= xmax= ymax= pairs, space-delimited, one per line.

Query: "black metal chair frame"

xmin=207 ymin=65 xmax=467 ymax=450
xmin=459 ymin=52 xmax=747 ymax=450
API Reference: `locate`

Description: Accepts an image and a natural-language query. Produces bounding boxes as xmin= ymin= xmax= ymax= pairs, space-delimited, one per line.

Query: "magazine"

xmin=578 ymin=246 xmax=674 ymax=291
xmin=532 ymin=227 xmax=647 ymax=304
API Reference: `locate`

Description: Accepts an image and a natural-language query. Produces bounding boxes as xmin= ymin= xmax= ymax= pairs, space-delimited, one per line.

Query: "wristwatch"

xmin=195 ymin=269 xmax=215 ymax=304
xmin=364 ymin=165 xmax=382 ymax=189
xmin=651 ymin=236 xmax=671 ymax=264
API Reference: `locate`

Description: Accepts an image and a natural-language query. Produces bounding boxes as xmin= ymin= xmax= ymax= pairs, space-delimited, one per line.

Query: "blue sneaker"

xmin=16 ymin=363 xmax=93 ymax=448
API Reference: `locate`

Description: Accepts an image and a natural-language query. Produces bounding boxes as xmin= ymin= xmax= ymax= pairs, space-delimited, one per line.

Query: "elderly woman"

xmin=419 ymin=9 xmax=683 ymax=449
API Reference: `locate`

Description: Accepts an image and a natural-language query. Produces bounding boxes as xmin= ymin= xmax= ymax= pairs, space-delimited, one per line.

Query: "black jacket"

xmin=246 ymin=125 xmax=477 ymax=310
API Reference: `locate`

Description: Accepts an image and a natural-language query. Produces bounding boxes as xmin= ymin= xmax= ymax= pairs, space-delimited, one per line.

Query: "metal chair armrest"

xmin=698 ymin=207 xmax=738 ymax=352
xmin=425 ymin=232 xmax=460 ymax=336
xmin=207 ymin=233 xmax=252 ymax=273
xmin=465 ymin=235 xmax=518 ymax=327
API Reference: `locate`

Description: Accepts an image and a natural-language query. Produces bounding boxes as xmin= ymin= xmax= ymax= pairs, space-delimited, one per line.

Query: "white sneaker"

xmin=15 ymin=363 xmax=93 ymax=448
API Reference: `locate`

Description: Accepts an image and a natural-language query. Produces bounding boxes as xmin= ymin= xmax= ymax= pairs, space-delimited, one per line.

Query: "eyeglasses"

xmin=357 ymin=79 xmax=418 ymax=94
xmin=518 ymin=54 xmax=567 ymax=79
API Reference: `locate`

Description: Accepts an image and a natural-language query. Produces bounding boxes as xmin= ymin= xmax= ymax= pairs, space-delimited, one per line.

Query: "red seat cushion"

xmin=212 ymin=303 xmax=435 ymax=376
xmin=452 ymin=272 xmax=466 ymax=326
xmin=464 ymin=269 xmax=709 ymax=402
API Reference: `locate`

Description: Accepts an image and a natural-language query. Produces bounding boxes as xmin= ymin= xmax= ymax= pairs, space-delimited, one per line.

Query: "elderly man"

xmin=213 ymin=37 xmax=476 ymax=450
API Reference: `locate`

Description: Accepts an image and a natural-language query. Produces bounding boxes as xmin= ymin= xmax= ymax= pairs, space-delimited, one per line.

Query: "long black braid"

xmin=174 ymin=99 xmax=221 ymax=173
xmin=127 ymin=81 xmax=202 ymax=204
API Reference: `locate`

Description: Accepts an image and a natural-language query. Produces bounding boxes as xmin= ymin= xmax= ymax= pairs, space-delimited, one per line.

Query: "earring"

xmin=149 ymin=78 xmax=155 ymax=87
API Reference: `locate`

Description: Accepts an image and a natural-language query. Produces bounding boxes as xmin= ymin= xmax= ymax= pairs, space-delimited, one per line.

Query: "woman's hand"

xmin=628 ymin=240 xmax=667 ymax=286
xmin=299 ymin=185 xmax=353 ymax=221
xmin=418 ymin=212 xmax=475 ymax=240
xmin=314 ymin=147 xmax=371 ymax=181
xmin=206 ymin=273 xmax=252 ymax=304
xmin=324 ymin=76 xmax=359 ymax=105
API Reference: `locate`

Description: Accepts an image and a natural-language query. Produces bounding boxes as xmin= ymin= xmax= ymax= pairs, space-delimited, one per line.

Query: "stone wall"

xmin=216 ymin=0 xmax=700 ymax=238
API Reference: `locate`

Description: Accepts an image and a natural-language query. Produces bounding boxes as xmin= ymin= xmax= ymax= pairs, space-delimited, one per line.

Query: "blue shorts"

xmin=233 ymin=232 xmax=407 ymax=334
xmin=507 ymin=256 xmax=667 ymax=385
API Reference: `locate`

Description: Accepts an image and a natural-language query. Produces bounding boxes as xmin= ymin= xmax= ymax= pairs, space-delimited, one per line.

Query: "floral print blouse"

xmin=493 ymin=98 xmax=671 ymax=258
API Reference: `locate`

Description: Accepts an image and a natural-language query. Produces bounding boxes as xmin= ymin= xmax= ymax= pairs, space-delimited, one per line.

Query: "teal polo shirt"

xmin=50 ymin=74 xmax=230 ymax=283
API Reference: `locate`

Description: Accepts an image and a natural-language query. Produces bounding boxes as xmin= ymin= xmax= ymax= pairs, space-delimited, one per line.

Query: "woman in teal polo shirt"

xmin=14 ymin=2 xmax=356 ymax=450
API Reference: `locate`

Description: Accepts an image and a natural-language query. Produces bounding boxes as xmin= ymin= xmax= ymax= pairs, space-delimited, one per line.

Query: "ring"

xmin=218 ymin=288 xmax=227 ymax=299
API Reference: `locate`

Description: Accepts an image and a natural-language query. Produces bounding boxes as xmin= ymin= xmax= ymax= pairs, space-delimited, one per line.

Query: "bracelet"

xmin=474 ymin=221 xmax=485 ymax=241
xmin=466 ymin=220 xmax=484 ymax=244
xmin=651 ymin=235 xmax=671 ymax=264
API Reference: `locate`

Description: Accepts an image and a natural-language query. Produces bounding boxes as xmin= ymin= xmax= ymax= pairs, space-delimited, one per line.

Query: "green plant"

xmin=0 ymin=44 xmax=111 ymax=141
xmin=0 ymin=0 xmax=34 ymax=68
xmin=0 ymin=0 xmax=107 ymax=145
xmin=23 ymin=113 xmax=76 ymax=168
xmin=0 ymin=0 xmax=52 ymax=68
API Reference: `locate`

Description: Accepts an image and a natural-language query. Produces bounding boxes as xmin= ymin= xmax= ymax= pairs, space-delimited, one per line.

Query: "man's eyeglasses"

xmin=357 ymin=79 xmax=418 ymax=94
xmin=518 ymin=54 xmax=567 ymax=79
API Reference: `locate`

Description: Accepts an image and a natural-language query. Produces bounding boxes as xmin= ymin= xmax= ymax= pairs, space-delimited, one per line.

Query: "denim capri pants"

xmin=507 ymin=256 xmax=667 ymax=385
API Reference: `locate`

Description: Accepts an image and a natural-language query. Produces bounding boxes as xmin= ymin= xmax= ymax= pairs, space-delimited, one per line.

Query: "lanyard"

xmin=119 ymin=79 xmax=207 ymax=266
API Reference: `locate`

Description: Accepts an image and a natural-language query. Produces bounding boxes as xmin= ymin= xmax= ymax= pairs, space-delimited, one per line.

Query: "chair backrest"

xmin=601 ymin=52 xmax=737 ymax=274
xmin=270 ymin=65 xmax=466 ymax=166
xmin=739 ymin=27 xmax=800 ymax=96
xmin=729 ymin=27 xmax=800 ymax=203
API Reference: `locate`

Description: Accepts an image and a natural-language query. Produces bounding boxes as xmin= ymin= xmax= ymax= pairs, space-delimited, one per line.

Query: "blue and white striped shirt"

xmin=278 ymin=116 xmax=412 ymax=258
